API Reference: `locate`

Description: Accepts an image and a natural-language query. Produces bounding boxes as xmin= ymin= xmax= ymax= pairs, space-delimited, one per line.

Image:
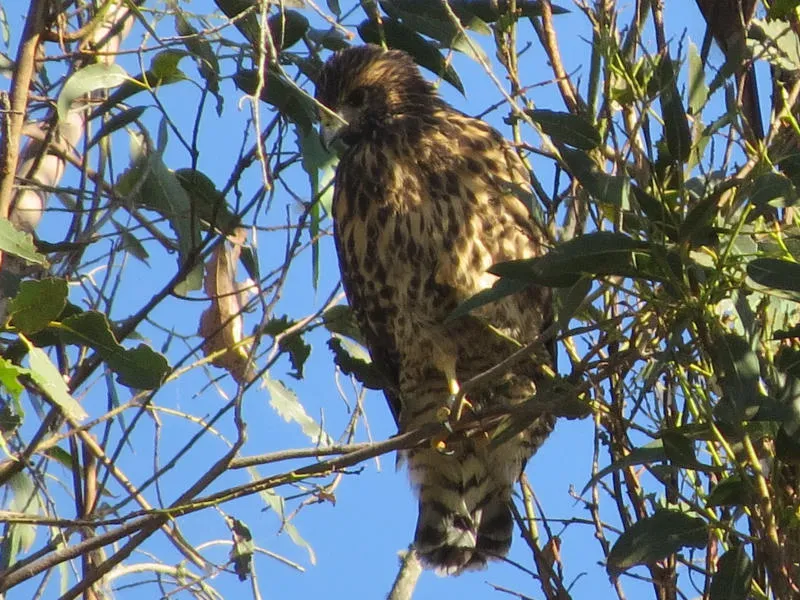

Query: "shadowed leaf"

xmin=527 ymin=109 xmax=601 ymax=150
xmin=607 ymin=510 xmax=707 ymax=573
xmin=710 ymin=545 xmax=753 ymax=600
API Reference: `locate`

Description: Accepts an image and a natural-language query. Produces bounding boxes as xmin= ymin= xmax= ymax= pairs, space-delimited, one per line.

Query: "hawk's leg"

xmin=432 ymin=361 xmax=479 ymax=450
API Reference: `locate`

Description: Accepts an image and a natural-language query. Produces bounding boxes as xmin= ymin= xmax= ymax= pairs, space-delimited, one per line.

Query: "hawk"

xmin=315 ymin=45 xmax=555 ymax=574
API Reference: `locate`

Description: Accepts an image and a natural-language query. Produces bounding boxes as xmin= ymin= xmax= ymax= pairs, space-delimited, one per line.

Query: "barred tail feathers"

xmin=409 ymin=447 xmax=516 ymax=575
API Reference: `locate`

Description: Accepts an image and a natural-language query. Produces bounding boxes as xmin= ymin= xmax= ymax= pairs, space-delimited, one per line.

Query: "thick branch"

xmin=0 ymin=0 xmax=47 ymax=219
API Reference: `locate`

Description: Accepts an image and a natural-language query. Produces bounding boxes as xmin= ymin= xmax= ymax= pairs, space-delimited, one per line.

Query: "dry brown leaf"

xmin=198 ymin=227 xmax=256 ymax=384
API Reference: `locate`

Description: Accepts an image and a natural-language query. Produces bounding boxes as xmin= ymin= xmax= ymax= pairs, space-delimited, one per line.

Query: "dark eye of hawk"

xmin=345 ymin=88 xmax=366 ymax=107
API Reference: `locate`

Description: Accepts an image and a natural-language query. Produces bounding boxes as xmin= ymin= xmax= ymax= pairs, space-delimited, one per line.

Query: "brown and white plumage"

xmin=315 ymin=45 xmax=554 ymax=574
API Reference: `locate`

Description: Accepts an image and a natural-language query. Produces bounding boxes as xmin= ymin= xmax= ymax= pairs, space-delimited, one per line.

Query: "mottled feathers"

xmin=315 ymin=45 xmax=554 ymax=574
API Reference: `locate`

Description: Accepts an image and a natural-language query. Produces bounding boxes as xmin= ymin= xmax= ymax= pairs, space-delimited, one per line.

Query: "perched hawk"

xmin=315 ymin=45 xmax=554 ymax=574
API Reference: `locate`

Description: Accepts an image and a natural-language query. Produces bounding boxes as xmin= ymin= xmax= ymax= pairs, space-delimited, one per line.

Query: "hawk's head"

xmin=315 ymin=45 xmax=443 ymax=148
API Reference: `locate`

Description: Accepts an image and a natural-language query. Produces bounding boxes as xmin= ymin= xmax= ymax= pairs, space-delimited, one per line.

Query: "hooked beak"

xmin=319 ymin=109 xmax=347 ymax=151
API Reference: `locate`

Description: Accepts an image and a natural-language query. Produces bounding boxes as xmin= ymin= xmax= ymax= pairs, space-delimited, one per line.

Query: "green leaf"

xmin=174 ymin=169 xmax=240 ymax=234
xmin=258 ymin=488 xmax=316 ymax=564
xmin=264 ymin=375 xmax=332 ymax=444
xmin=43 ymin=446 xmax=75 ymax=470
xmin=114 ymin=221 xmax=150 ymax=263
xmin=661 ymin=430 xmax=701 ymax=469
xmin=110 ymin=345 xmax=170 ymax=389
xmin=630 ymin=185 xmax=680 ymax=241
xmin=24 ymin=340 xmax=88 ymax=422
xmin=748 ymin=19 xmax=800 ymax=72
xmin=9 ymin=278 xmax=68 ymax=335
xmin=0 ymin=218 xmax=48 ymax=265
xmin=226 ymin=516 xmax=255 ymax=581
xmin=747 ymin=258 xmax=800 ymax=301
xmin=262 ymin=316 xmax=311 ymax=380
xmin=88 ymin=106 xmax=147 ymax=148
xmin=57 ymin=63 xmax=128 ymax=121
xmin=749 ymin=172 xmax=796 ymax=210
xmin=307 ymin=27 xmax=350 ymax=51
xmin=581 ymin=441 xmax=667 ymax=494
xmin=0 ymin=357 xmax=26 ymax=400
xmin=607 ymin=509 xmax=707 ymax=573
xmin=710 ymin=332 xmax=763 ymax=423
xmin=298 ymin=127 xmax=337 ymax=287
xmin=357 ymin=18 xmax=464 ymax=94
xmin=115 ymin=140 xmax=203 ymax=293
xmin=490 ymin=232 xmax=651 ymax=286
xmin=678 ymin=189 xmax=723 ymax=246
xmin=380 ymin=1 xmax=490 ymax=63
xmin=1 ymin=472 xmax=39 ymax=569
xmin=554 ymin=277 xmax=591 ymax=330
xmin=707 ymin=475 xmax=753 ymax=507
xmin=89 ymin=53 xmax=187 ymax=121
xmin=560 ymin=148 xmax=630 ymax=206
xmin=233 ymin=68 xmax=318 ymax=133
xmin=175 ymin=12 xmax=222 ymax=114
xmin=687 ymin=41 xmax=708 ymax=115
xmin=214 ymin=0 xmax=260 ymax=45
xmin=656 ymin=58 xmax=691 ymax=163
xmin=59 ymin=312 xmax=169 ymax=389
xmin=527 ymin=109 xmax=601 ymax=150
xmin=769 ymin=0 xmax=800 ymax=19
xmin=323 ymin=305 xmax=366 ymax=346
xmin=448 ymin=277 xmax=530 ymax=320
xmin=268 ymin=10 xmax=309 ymax=51
xmin=327 ymin=336 xmax=389 ymax=390
xmin=710 ymin=545 xmax=753 ymax=600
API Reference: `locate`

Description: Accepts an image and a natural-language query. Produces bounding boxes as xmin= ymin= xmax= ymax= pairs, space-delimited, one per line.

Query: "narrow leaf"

xmin=527 ymin=109 xmax=601 ymax=150
xmin=88 ymin=106 xmax=147 ymax=148
xmin=357 ymin=18 xmax=464 ymax=93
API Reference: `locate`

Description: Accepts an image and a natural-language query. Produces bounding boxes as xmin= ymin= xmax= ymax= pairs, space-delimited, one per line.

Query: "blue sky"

xmin=0 ymin=1 xmax=726 ymax=598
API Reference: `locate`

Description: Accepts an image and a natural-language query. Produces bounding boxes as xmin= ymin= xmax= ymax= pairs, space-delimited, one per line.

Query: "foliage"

xmin=3 ymin=1 xmax=800 ymax=599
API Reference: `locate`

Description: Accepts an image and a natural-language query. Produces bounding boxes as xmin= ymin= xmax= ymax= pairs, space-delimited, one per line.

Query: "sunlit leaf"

xmin=23 ymin=338 xmax=88 ymax=422
xmin=688 ymin=41 xmax=708 ymax=115
xmin=57 ymin=63 xmax=128 ymax=121
xmin=0 ymin=218 xmax=48 ymax=266
xmin=9 ymin=278 xmax=68 ymax=335
xmin=263 ymin=375 xmax=332 ymax=444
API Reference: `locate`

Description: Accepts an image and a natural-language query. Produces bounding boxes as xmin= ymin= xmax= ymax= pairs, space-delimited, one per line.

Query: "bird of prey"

xmin=315 ymin=45 xmax=555 ymax=575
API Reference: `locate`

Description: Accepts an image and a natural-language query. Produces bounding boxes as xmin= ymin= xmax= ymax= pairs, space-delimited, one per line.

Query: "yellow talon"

xmin=431 ymin=434 xmax=453 ymax=455
xmin=435 ymin=406 xmax=451 ymax=422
